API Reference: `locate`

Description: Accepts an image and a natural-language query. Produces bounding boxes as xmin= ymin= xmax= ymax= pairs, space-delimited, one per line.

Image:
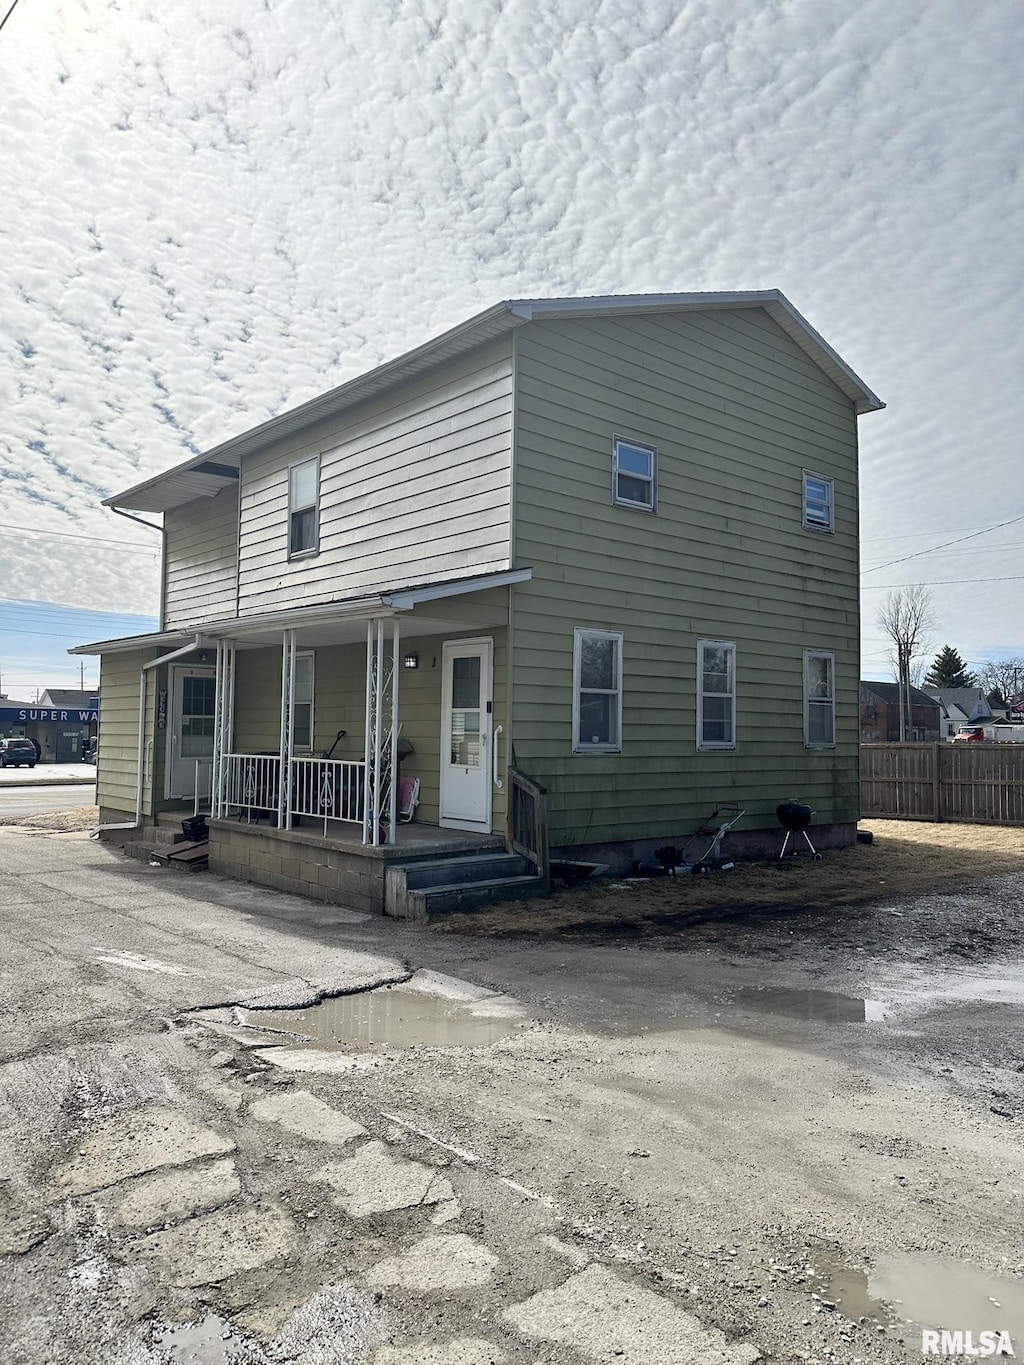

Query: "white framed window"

xmin=697 ymin=639 xmax=736 ymax=749
xmin=572 ymin=628 xmax=623 ymax=753
xmin=288 ymin=456 xmax=319 ymax=558
xmin=803 ymin=471 xmax=834 ymax=532
xmin=293 ymin=652 xmax=314 ymax=751
xmin=612 ymin=436 xmax=657 ymax=512
xmin=804 ymin=650 xmax=836 ymax=747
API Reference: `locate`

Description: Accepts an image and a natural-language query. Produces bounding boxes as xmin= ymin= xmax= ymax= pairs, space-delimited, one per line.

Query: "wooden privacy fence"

xmin=861 ymin=743 xmax=1024 ymax=824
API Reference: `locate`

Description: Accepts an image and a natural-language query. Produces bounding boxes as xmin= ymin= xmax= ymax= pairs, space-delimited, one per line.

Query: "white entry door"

xmin=439 ymin=639 xmax=492 ymax=832
xmin=166 ymin=665 xmax=216 ymax=800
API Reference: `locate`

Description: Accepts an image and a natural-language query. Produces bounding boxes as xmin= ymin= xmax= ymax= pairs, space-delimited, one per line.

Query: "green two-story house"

xmin=73 ymin=291 xmax=883 ymax=914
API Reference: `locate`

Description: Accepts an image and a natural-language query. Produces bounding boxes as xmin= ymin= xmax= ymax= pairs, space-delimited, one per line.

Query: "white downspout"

xmin=91 ymin=634 xmax=208 ymax=837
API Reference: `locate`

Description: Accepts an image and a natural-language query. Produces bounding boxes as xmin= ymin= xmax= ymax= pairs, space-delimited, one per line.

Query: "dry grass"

xmin=0 ymin=806 xmax=99 ymax=833
xmin=439 ymin=820 xmax=1024 ymax=937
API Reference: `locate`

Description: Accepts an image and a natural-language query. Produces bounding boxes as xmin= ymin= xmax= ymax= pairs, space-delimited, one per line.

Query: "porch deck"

xmin=205 ymin=813 xmax=505 ymax=914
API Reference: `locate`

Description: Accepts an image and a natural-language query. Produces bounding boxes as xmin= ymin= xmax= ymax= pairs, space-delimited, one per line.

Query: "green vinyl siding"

xmin=236 ymin=340 xmax=514 ymax=615
xmin=510 ymin=308 xmax=861 ymax=844
xmin=96 ymin=649 xmax=157 ymax=820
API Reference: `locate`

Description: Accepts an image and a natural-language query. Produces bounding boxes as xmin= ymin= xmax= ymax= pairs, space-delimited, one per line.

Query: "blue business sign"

xmin=0 ymin=707 xmax=98 ymax=724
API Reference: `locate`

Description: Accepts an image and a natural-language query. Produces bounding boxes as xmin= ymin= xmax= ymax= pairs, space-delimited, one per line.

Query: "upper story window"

xmin=804 ymin=650 xmax=836 ymax=747
xmin=289 ymin=456 xmax=319 ymax=558
xmin=697 ymin=640 xmax=736 ymax=749
xmin=573 ymin=627 xmax=623 ymax=753
xmin=612 ymin=437 xmax=657 ymax=512
xmin=803 ymin=472 xmax=834 ymax=532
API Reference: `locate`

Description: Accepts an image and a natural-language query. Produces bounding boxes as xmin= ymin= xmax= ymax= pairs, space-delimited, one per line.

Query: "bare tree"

xmin=876 ymin=586 xmax=936 ymax=740
xmin=978 ymin=657 xmax=1024 ymax=706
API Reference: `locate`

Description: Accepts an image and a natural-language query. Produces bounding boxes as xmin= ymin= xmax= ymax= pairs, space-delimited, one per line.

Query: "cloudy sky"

xmin=0 ymin=0 xmax=1021 ymax=695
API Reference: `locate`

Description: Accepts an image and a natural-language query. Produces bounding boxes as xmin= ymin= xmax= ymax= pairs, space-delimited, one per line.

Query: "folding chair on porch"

xmin=397 ymin=776 xmax=420 ymax=823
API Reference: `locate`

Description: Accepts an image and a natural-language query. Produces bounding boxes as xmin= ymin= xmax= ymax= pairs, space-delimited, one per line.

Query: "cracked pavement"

xmin=0 ymin=826 xmax=1021 ymax=1363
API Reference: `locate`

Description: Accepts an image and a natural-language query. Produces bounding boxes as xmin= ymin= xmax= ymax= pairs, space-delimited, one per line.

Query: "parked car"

xmin=0 ymin=738 xmax=38 ymax=768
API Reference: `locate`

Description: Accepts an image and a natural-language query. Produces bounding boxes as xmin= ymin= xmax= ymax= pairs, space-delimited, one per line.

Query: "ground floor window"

xmin=293 ymin=652 xmax=314 ymax=751
xmin=697 ymin=639 xmax=736 ymax=748
xmin=804 ymin=650 xmax=836 ymax=747
xmin=573 ymin=628 xmax=623 ymax=753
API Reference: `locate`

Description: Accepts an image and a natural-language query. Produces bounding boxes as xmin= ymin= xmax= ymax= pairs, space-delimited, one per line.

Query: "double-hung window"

xmin=292 ymin=652 xmax=314 ymax=752
xmin=804 ymin=650 xmax=835 ymax=747
xmin=288 ymin=456 xmax=319 ymax=558
xmin=573 ymin=628 xmax=623 ymax=753
xmin=803 ymin=472 xmax=834 ymax=532
xmin=697 ymin=640 xmax=736 ymax=749
xmin=612 ymin=437 xmax=657 ymax=512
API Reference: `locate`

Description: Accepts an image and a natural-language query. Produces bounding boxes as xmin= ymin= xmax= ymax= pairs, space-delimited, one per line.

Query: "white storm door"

xmin=439 ymin=640 xmax=492 ymax=832
xmin=166 ymin=665 xmax=216 ymax=799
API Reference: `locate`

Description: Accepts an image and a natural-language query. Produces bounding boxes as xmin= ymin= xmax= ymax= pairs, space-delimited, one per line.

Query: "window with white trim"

xmin=803 ymin=472 xmax=834 ymax=532
xmin=804 ymin=650 xmax=835 ymax=747
xmin=697 ymin=639 xmax=736 ymax=749
xmin=288 ymin=456 xmax=319 ymax=558
xmin=612 ymin=437 xmax=657 ymax=511
xmin=293 ymin=652 xmax=314 ymax=751
xmin=573 ymin=628 xmax=623 ymax=753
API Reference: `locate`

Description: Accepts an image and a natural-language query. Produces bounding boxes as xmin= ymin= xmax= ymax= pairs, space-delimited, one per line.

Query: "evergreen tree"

xmin=924 ymin=645 xmax=977 ymax=689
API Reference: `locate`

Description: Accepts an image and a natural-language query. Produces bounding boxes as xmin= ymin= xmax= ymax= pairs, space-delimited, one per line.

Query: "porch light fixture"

xmin=403 ymin=653 xmax=419 ymax=670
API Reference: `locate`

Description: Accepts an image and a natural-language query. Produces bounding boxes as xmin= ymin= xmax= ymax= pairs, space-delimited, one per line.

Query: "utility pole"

xmin=79 ymin=660 xmax=85 ymax=690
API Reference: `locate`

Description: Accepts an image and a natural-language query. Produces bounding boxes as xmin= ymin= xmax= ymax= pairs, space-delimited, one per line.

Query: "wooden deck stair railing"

xmin=507 ymin=764 xmax=550 ymax=889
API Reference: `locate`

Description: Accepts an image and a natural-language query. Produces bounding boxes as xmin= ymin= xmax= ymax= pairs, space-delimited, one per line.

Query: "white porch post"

xmin=389 ymin=619 xmax=400 ymax=844
xmin=362 ymin=617 xmax=398 ymax=847
xmin=212 ymin=641 xmax=224 ymax=819
xmin=212 ymin=639 xmax=237 ymax=820
xmin=363 ymin=621 xmax=375 ymax=846
xmin=279 ymin=630 xmax=296 ymax=829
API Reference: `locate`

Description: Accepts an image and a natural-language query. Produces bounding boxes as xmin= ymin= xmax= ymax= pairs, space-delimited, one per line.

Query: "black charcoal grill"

xmin=776 ymin=801 xmax=822 ymax=861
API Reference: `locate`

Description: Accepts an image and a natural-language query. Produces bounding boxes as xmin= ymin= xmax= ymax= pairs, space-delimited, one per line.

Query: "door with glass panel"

xmin=166 ymin=665 xmax=216 ymax=800
xmin=439 ymin=640 xmax=492 ymax=831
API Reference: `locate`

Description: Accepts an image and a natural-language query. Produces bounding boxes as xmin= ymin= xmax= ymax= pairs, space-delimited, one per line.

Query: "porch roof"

xmin=70 ymin=568 xmax=530 ymax=654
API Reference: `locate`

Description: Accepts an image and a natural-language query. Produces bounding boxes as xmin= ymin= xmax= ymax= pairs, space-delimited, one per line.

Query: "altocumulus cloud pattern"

xmin=0 ymin=0 xmax=1021 ymax=653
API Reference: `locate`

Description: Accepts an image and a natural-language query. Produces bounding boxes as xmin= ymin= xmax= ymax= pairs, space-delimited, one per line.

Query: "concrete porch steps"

xmin=384 ymin=852 xmax=548 ymax=921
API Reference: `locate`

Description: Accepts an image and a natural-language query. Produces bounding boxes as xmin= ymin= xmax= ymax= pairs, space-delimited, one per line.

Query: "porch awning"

xmin=69 ymin=568 xmax=532 ymax=655
xmin=196 ymin=568 xmax=532 ymax=648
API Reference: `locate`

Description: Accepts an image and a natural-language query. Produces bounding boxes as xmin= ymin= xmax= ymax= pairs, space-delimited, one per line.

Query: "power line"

xmin=863 ymin=575 xmax=1024 ymax=589
xmin=3 ymin=524 xmax=158 ymax=554
xmin=861 ymin=513 xmax=1024 ymax=574
xmin=0 ymin=0 xmax=23 ymax=39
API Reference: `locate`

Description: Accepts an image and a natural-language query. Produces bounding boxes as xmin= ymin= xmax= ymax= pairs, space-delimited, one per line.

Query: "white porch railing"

xmin=222 ymin=752 xmax=366 ymax=831
xmin=223 ymin=753 xmax=282 ymax=822
xmin=291 ymin=756 xmax=366 ymax=833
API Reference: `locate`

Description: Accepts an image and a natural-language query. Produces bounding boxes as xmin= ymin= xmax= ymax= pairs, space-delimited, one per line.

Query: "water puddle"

xmin=154 ymin=1314 xmax=238 ymax=1363
xmin=239 ymin=983 xmax=527 ymax=1051
xmin=726 ymin=986 xmax=888 ymax=1023
xmin=812 ymin=1253 xmax=1024 ymax=1341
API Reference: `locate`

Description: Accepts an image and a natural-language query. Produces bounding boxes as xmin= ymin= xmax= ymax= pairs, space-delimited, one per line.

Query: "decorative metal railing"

xmin=223 ymin=753 xmax=282 ymax=822
xmin=222 ymin=753 xmax=367 ymax=832
xmin=290 ymin=757 xmax=366 ymax=834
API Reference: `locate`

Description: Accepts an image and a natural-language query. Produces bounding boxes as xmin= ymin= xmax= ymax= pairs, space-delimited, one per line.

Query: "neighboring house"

xmin=73 ymin=291 xmax=883 ymax=912
xmin=859 ymin=681 xmax=942 ymax=743
xmin=921 ymin=687 xmax=996 ymax=739
xmin=0 ymin=689 xmax=98 ymax=761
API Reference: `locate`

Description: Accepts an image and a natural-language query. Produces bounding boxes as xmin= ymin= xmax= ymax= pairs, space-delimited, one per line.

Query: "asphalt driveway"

xmin=0 ymin=826 xmax=1020 ymax=1364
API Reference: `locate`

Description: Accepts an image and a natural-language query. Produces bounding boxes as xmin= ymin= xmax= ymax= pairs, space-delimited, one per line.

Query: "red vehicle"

xmin=951 ymin=727 xmax=985 ymax=743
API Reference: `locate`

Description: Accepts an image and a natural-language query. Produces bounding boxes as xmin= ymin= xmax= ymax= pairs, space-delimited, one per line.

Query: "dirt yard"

xmin=440 ymin=820 xmax=1024 ymax=937
xmin=0 ymin=806 xmax=99 ymax=832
